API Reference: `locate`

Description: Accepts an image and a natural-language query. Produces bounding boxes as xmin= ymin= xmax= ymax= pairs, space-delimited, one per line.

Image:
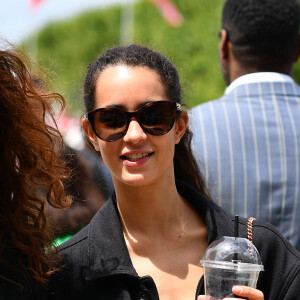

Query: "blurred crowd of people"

xmin=50 ymin=110 xmax=113 ymax=241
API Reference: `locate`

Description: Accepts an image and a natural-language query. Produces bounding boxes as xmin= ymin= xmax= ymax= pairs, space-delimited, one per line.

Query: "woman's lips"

xmin=121 ymin=152 xmax=153 ymax=166
xmin=123 ymin=152 xmax=150 ymax=161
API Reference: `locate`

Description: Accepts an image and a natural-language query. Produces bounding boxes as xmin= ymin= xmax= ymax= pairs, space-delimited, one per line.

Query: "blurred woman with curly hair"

xmin=0 ymin=43 xmax=71 ymax=299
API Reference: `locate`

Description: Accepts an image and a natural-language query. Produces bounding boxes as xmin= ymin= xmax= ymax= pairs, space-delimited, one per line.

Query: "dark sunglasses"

xmin=84 ymin=100 xmax=182 ymax=142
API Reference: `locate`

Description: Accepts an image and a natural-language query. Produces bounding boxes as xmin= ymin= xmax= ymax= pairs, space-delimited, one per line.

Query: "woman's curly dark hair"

xmin=0 ymin=44 xmax=71 ymax=286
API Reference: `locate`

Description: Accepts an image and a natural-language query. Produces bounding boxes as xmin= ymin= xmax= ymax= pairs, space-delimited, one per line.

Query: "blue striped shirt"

xmin=190 ymin=73 xmax=300 ymax=250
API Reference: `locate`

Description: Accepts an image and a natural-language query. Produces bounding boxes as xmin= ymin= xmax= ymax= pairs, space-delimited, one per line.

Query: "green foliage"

xmin=134 ymin=0 xmax=226 ymax=108
xmin=22 ymin=0 xmax=300 ymax=113
xmin=24 ymin=6 xmax=121 ymax=113
xmin=22 ymin=0 xmax=227 ymax=114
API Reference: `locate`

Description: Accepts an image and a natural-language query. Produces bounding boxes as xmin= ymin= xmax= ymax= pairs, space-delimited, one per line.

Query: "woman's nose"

xmin=123 ymin=119 xmax=147 ymax=143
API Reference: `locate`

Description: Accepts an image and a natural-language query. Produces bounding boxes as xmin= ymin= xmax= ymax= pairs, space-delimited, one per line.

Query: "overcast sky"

xmin=0 ymin=0 xmax=132 ymax=44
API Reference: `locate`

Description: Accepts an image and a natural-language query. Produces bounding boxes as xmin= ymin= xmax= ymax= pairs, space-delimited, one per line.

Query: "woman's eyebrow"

xmin=104 ymin=104 xmax=125 ymax=109
xmin=103 ymin=100 xmax=155 ymax=111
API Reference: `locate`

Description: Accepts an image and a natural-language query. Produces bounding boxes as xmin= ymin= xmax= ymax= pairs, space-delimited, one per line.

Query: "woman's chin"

xmin=119 ymin=173 xmax=154 ymax=187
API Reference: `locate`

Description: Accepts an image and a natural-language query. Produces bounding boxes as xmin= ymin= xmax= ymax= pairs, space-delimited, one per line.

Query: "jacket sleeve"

xmin=251 ymin=220 xmax=300 ymax=300
xmin=282 ymin=266 xmax=300 ymax=300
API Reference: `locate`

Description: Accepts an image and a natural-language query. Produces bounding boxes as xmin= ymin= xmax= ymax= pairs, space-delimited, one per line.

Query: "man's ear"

xmin=174 ymin=110 xmax=188 ymax=144
xmin=219 ymin=29 xmax=230 ymax=60
xmin=82 ymin=118 xmax=100 ymax=151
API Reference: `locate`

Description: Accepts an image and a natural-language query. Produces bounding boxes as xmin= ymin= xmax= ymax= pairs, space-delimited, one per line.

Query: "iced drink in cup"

xmin=200 ymin=236 xmax=264 ymax=299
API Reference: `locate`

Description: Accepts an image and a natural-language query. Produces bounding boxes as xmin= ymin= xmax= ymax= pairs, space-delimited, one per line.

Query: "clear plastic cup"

xmin=200 ymin=236 xmax=264 ymax=299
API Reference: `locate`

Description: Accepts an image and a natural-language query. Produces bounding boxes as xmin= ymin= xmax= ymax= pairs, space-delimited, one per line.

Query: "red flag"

xmin=147 ymin=0 xmax=183 ymax=27
xmin=29 ymin=0 xmax=45 ymax=11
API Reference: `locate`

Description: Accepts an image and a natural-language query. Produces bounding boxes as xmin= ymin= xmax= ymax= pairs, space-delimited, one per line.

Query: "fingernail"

xmin=232 ymin=286 xmax=243 ymax=294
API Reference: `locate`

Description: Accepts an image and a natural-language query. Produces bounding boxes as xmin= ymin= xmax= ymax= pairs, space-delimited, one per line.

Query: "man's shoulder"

xmin=189 ymin=95 xmax=238 ymax=129
xmin=191 ymin=97 xmax=223 ymax=113
xmin=190 ymin=97 xmax=225 ymax=125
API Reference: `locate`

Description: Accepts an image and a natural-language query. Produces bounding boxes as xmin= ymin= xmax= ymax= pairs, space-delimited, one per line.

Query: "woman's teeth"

xmin=125 ymin=153 xmax=149 ymax=161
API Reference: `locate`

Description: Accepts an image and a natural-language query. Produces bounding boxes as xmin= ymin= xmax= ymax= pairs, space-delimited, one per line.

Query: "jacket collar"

xmin=225 ymin=72 xmax=295 ymax=95
xmin=223 ymin=80 xmax=300 ymax=99
xmin=85 ymin=197 xmax=137 ymax=281
xmin=85 ymin=180 xmax=233 ymax=281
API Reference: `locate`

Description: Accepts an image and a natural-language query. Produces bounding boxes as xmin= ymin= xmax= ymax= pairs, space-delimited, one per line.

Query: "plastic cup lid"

xmin=200 ymin=236 xmax=264 ymax=271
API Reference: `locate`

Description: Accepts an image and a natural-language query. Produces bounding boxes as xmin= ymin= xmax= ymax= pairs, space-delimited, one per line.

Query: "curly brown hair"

xmin=0 ymin=44 xmax=71 ymax=286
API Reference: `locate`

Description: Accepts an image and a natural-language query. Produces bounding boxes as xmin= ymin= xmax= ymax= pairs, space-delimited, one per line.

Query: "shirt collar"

xmin=225 ymin=72 xmax=294 ymax=95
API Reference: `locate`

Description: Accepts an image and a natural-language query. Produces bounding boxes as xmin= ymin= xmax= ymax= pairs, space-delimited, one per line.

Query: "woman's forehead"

xmin=93 ymin=65 xmax=166 ymax=110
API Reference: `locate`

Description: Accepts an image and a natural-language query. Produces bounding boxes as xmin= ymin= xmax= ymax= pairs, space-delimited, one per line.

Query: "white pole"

xmin=120 ymin=0 xmax=135 ymax=45
xmin=26 ymin=32 xmax=38 ymax=62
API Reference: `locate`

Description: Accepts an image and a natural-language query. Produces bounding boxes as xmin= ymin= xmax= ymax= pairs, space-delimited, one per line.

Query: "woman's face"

xmin=83 ymin=65 xmax=187 ymax=188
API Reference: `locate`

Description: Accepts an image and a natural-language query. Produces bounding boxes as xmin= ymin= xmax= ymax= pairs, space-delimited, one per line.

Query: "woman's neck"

xmin=114 ymin=179 xmax=187 ymax=240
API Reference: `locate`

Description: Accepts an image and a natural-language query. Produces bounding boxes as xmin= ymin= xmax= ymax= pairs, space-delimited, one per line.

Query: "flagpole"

xmin=26 ymin=32 xmax=38 ymax=63
xmin=27 ymin=0 xmax=45 ymax=62
xmin=120 ymin=0 xmax=135 ymax=45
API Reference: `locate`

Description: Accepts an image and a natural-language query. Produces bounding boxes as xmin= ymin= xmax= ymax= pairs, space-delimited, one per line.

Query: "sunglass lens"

xmin=140 ymin=102 xmax=176 ymax=135
xmin=93 ymin=109 xmax=127 ymax=141
xmin=98 ymin=109 xmax=127 ymax=128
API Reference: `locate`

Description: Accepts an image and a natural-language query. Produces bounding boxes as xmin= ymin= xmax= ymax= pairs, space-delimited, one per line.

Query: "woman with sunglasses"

xmin=49 ymin=44 xmax=300 ymax=300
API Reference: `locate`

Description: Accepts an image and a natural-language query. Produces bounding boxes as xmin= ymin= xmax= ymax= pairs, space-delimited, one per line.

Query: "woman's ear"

xmin=82 ymin=118 xmax=100 ymax=151
xmin=174 ymin=110 xmax=188 ymax=144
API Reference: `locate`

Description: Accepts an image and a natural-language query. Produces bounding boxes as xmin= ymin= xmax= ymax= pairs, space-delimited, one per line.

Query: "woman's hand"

xmin=197 ymin=286 xmax=264 ymax=300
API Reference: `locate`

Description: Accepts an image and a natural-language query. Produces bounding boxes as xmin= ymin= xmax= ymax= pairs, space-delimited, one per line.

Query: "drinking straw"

xmin=235 ymin=215 xmax=239 ymax=238
xmin=234 ymin=215 xmax=239 ymax=262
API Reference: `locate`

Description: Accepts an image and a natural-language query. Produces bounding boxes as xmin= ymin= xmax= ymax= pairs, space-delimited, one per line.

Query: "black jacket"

xmin=49 ymin=181 xmax=300 ymax=300
xmin=0 ymin=264 xmax=47 ymax=300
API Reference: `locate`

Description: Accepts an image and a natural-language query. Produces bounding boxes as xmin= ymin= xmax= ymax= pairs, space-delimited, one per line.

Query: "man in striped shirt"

xmin=190 ymin=0 xmax=300 ymax=250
